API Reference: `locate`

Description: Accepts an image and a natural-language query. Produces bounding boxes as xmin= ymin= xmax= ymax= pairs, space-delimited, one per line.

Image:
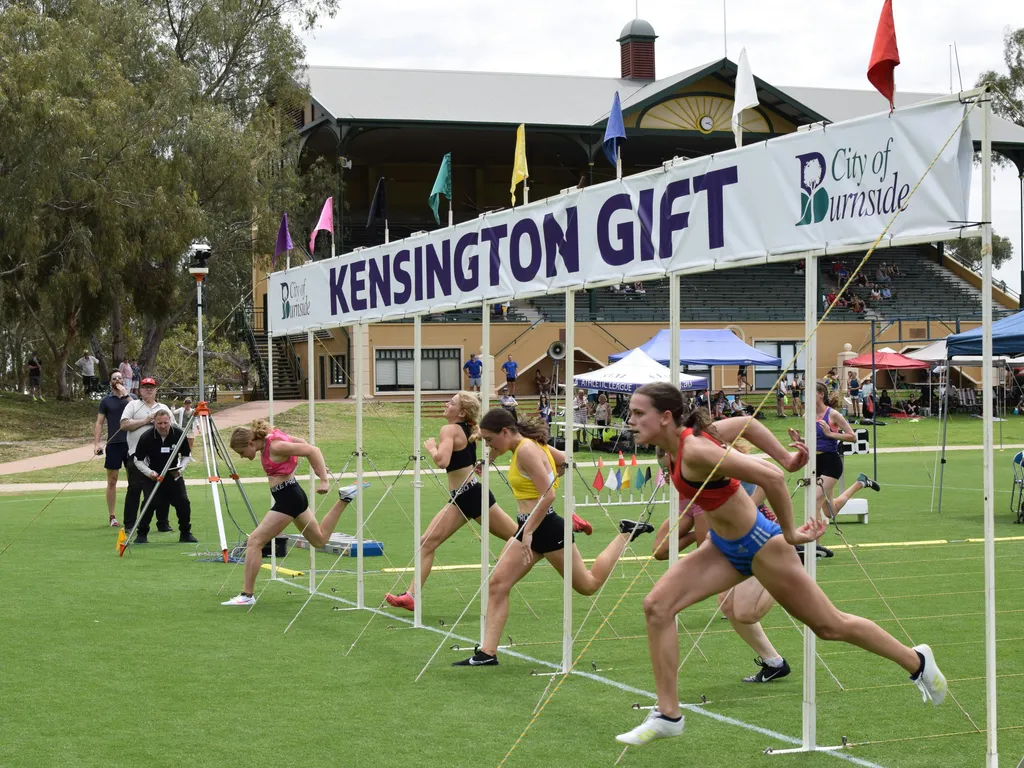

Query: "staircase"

xmin=236 ymin=303 xmax=302 ymax=400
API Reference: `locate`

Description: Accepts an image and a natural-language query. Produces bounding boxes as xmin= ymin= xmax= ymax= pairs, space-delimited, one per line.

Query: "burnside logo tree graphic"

xmin=282 ymin=281 xmax=311 ymax=320
xmin=796 ymin=137 xmax=910 ymax=227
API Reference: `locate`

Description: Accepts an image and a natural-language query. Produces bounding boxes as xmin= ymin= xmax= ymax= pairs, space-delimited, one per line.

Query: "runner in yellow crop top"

xmin=453 ymin=408 xmax=654 ymax=667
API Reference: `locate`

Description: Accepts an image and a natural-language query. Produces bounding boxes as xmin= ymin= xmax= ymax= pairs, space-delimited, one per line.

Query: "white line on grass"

xmin=271 ymin=577 xmax=888 ymax=768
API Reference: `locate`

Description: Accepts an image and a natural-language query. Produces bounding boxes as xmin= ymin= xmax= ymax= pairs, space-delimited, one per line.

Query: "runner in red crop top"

xmin=616 ymin=383 xmax=946 ymax=748
xmin=223 ymin=419 xmax=361 ymax=607
xmin=669 ymin=427 xmax=742 ymax=510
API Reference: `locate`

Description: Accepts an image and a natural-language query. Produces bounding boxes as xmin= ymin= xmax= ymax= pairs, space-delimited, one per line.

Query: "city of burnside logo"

xmin=796 ymin=137 xmax=910 ymax=226
xmin=281 ymin=281 xmax=311 ymax=320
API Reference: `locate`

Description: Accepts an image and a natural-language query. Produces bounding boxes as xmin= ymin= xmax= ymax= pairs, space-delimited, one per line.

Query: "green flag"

xmin=633 ymin=467 xmax=644 ymax=489
xmin=429 ymin=152 xmax=452 ymax=225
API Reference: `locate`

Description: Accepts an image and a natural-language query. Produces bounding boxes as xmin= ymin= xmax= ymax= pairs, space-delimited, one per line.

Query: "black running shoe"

xmin=452 ymin=646 xmax=498 ymax=667
xmin=179 ymin=532 xmax=199 ymax=543
xmin=157 ymin=524 xmax=175 ymax=533
xmin=134 ymin=534 xmax=149 ymax=544
xmin=743 ymin=656 xmax=791 ymax=683
xmin=620 ymin=519 xmax=655 ymax=542
xmin=816 ymin=543 xmax=834 ymax=558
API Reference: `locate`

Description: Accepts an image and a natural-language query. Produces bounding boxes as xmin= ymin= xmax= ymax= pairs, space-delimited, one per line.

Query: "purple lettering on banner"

xmin=368 ymin=257 xmax=391 ymax=309
xmin=509 ymin=219 xmax=542 ymax=282
xmin=597 ymin=193 xmax=634 ymax=266
xmin=350 ymin=260 xmax=367 ymax=311
xmin=692 ymin=166 xmax=738 ymax=249
xmin=658 ymin=180 xmax=690 ymax=259
xmin=393 ymin=250 xmax=412 ymax=303
xmin=329 ymin=265 xmax=349 ymax=315
xmin=426 ymin=240 xmax=452 ymax=300
xmin=542 ymin=207 xmax=579 ymax=277
xmin=413 ymin=246 xmax=424 ymax=302
xmin=480 ymin=224 xmax=508 ymax=287
xmin=454 ymin=232 xmax=479 ymax=292
xmin=638 ymin=189 xmax=655 ymax=261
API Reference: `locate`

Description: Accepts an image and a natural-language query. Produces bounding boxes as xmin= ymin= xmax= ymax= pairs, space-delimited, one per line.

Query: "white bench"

xmin=831 ymin=498 xmax=869 ymax=524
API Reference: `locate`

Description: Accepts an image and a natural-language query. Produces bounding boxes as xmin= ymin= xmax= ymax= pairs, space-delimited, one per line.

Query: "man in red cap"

xmin=119 ymin=376 xmax=173 ymax=540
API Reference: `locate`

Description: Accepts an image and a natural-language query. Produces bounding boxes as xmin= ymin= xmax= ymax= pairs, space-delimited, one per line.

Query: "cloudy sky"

xmin=301 ymin=0 xmax=1023 ymax=291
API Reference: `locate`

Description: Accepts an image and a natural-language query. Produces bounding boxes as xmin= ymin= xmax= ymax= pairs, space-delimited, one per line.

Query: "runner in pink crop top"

xmin=261 ymin=428 xmax=299 ymax=477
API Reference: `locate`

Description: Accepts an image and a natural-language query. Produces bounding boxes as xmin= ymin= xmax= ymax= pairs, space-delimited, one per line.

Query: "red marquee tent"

xmin=842 ymin=351 xmax=929 ymax=370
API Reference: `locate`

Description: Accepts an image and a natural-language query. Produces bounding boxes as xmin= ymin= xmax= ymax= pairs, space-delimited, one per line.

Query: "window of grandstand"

xmin=375 ymin=348 xmax=461 ymax=392
xmin=753 ymin=341 xmax=806 ymax=390
xmin=328 ymin=355 xmax=348 ymax=386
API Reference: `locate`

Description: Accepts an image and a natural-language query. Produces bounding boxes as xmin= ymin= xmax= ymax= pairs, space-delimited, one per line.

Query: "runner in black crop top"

xmin=446 ymin=422 xmax=476 ymax=473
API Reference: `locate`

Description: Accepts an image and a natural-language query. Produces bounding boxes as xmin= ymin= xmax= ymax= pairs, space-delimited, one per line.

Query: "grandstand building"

xmin=249 ymin=19 xmax=1024 ymax=401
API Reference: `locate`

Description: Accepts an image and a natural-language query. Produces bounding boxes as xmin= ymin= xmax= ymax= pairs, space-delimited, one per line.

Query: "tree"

xmin=977 ymin=27 xmax=1024 ymax=127
xmin=946 ymin=232 xmax=1015 ymax=272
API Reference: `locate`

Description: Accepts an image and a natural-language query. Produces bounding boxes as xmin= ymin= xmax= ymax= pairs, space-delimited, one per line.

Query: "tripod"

xmin=118 ymin=402 xmax=259 ymax=561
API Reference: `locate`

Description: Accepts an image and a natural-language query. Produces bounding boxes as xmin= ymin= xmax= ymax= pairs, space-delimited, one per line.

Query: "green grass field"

xmin=2 ymin=448 xmax=1023 ymax=767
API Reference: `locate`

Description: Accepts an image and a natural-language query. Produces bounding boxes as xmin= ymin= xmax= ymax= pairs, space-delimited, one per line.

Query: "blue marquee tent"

xmin=609 ymin=329 xmax=782 ymax=367
xmin=946 ymin=311 xmax=1024 ymax=357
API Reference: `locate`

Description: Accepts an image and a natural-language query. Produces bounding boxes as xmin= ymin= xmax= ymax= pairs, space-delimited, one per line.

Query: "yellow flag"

xmin=115 ymin=527 xmax=127 ymax=553
xmin=510 ymin=123 xmax=529 ymax=205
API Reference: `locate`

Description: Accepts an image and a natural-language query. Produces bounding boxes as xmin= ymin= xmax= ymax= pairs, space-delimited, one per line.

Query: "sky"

xmin=300 ymin=0 xmax=1023 ymax=291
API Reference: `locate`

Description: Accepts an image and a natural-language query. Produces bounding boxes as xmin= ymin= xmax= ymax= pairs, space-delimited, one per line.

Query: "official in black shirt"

xmin=131 ymin=410 xmax=197 ymax=544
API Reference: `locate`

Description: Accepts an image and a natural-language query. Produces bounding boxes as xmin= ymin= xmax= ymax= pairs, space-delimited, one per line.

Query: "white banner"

xmin=270 ymin=97 xmax=972 ymax=332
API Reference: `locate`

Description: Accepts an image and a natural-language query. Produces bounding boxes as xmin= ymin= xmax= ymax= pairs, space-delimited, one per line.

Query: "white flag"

xmin=733 ymin=48 xmax=758 ymax=148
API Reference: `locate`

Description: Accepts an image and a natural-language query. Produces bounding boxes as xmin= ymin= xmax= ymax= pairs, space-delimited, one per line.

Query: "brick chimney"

xmin=618 ymin=19 xmax=657 ymax=80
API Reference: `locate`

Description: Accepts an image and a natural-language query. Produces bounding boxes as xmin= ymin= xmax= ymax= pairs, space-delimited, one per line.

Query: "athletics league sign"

xmin=270 ymin=98 xmax=972 ymax=332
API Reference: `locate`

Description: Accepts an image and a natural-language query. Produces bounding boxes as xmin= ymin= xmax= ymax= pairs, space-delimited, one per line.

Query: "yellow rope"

xmin=496 ymin=94 xmax=985 ymax=767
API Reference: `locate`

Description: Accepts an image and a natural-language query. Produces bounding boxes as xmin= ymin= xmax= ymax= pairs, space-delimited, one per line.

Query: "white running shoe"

xmin=338 ymin=482 xmax=370 ymax=502
xmin=615 ymin=709 xmax=685 ymax=746
xmin=221 ymin=594 xmax=256 ymax=606
xmin=911 ymin=644 xmax=946 ymax=706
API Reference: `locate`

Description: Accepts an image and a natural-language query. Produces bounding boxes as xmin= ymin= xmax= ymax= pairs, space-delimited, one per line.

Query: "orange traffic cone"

xmin=618 ymin=451 xmax=625 ymax=467
xmin=630 ymin=454 xmax=638 ymax=466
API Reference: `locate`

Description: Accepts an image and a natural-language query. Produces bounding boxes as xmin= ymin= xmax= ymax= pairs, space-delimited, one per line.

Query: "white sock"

xmin=763 ymin=656 xmax=784 ymax=667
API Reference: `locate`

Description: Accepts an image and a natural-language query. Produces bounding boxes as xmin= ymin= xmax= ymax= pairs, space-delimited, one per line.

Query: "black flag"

xmin=366 ymin=177 xmax=387 ymax=228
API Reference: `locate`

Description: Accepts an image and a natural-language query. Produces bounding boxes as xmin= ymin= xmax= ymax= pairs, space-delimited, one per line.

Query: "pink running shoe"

xmin=572 ymin=512 xmax=593 ymax=536
xmin=109 ymin=516 xmax=120 ymax=528
xmin=384 ymin=592 xmax=415 ymax=611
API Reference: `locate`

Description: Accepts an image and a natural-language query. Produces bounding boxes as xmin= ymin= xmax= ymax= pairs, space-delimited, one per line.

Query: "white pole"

xmin=802 ymin=253 xmax=818 ymax=750
xmin=267 ymin=281 xmax=274 ymax=427
xmin=448 ymin=202 xmax=453 ymax=228
xmin=355 ymin=322 xmax=365 ymax=609
xmin=413 ymin=315 xmax=423 ymax=628
xmin=384 ymin=219 xmax=390 ymax=246
xmin=308 ymin=330 xmax=317 ymax=591
xmin=981 ymin=90 xmax=998 ymax=768
xmin=480 ymin=303 xmax=491 ymax=644
xmin=668 ymin=275 xmax=680 ymax=569
xmin=616 ymin=145 xmax=622 ymax=182
xmin=562 ymin=288 xmax=575 ymax=672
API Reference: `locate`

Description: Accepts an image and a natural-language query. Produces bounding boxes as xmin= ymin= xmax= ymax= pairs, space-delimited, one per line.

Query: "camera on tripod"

xmin=188 ymin=242 xmax=212 ymax=276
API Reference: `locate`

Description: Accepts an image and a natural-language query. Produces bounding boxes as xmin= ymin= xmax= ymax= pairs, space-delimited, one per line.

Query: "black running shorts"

xmin=515 ymin=509 xmax=573 ymax=554
xmin=103 ymin=441 xmax=132 ymax=471
xmin=449 ymin=480 xmax=497 ymax=520
xmin=815 ymin=451 xmax=844 ymax=480
xmin=270 ymin=479 xmax=309 ymax=518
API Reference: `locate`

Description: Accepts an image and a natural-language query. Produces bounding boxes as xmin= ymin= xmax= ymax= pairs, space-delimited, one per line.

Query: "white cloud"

xmin=302 ymin=0 xmax=1022 ymax=292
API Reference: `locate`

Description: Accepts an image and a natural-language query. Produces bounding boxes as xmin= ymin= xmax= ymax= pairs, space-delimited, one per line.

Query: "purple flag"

xmin=273 ymin=213 xmax=292 ymax=268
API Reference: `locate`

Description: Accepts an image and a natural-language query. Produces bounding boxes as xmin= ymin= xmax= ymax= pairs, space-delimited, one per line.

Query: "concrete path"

xmin=0 ymin=399 xmax=305 ymax=478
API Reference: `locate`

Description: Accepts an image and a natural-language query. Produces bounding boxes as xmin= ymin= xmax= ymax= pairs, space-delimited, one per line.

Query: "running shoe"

xmin=615 ymin=709 xmax=685 ymax=746
xmin=133 ymin=534 xmax=149 ymax=544
xmin=221 ymin=594 xmax=256 ymax=606
xmin=339 ymin=482 xmax=371 ymax=502
xmin=384 ymin=592 xmax=415 ymax=611
xmin=619 ymin=519 xmax=655 ymax=542
xmin=857 ymin=473 xmax=881 ymax=492
xmin=911 ymin=644 xmax=946 ymax=706
xmin=452 ymin=647 xmax=498 ymax=667
xmin=109 ymin=517 xmax=120 ymax=528
xmin=743 ymin=656 xmax=791 ymax=683
xmin=157 ymin=524 xmax=175 ymax=533
xmin=179 ymin=532 xmax=199 ymax=543
xmin=572 ymin=512 xmax=593 ymax=536
xmin=757 ymin=504 xmax=777 ymax=522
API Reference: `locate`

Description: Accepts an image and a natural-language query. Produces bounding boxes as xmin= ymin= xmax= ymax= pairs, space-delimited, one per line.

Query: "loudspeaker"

xmin=547 ymin=341 xmax=566 ymax=360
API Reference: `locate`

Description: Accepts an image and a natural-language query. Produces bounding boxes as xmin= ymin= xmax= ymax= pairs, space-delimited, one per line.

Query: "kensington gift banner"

xmin=270 ymin=98 xmax=972 ymax=332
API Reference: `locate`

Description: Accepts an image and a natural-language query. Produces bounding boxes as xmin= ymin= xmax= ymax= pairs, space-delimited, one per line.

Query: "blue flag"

xmin=602 ymin=91 xmax=626 ymax=167
xmin=429 ymin=153 xmax=452 ymax=225
xmin=366 ymin=178 xmax=387 ymax=228
xmin=273 ymin=213 xmax=292 ymax=268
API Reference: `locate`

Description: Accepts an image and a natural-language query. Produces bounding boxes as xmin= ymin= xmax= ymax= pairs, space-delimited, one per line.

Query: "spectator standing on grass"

xmin=120 ymin=377 xmax=173 ymax=535
xmin=119 ymin=357 xmax=133 ymax=395
xmin=27 ymin=352 xmax=43 ymax=401
xmin=501 ymin=354 xmax=519 ymax=396
xmin=848 ymin=371 xmax=861 ymax=418
xmin=791 ymin=374 xmax=804 ymax=418
xmin=130 ymin=360 xmax=141 ymax=396
xmin=75 ymin=350 xmax=99 ymax=396
xmin=132 ymin=410 xmax=197 ymax=545
xmin=463 ymin=353 xmax=483 ymax=392
xmin=775 ymin=377 xmax=788 ymax=418
xmin=94 ymin=371 xmax=135 ymax=527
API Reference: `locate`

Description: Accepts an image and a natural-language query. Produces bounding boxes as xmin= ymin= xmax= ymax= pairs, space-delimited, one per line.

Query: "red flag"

xmin=593 ymin=470 xmax=605 ymax=492
xmin=867 ymin=0 xmax=900 ymax=111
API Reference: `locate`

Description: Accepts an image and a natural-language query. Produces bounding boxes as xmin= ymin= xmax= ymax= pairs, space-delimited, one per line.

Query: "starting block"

xmin=831 ymin=498 xmax=868 ymax=524
xmin=286 ymin=532 xmax=385 ymax=557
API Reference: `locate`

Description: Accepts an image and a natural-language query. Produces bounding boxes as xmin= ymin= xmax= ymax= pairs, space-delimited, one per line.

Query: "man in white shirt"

xmin=120 ymin=377 xmax=172 ymax=533
xmin=75 ymin=350 xmax=100 ymax=396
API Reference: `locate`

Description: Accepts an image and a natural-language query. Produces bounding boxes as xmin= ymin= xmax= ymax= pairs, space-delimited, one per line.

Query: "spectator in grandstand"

xmin=501 ymin=354 xmax=519 ymax=396
xmin=881 ymin=286 xmax=892 ymax=300
xmin=850 ymin=294 xmax=866 ymax=313
xmin=825 ymin=291 xmax=847 ymax=309
xmin=633 ymin=282 xmax=646 ymax=294
xmin=875 ymin=266 xmax=890 ymax=285
xmin=463 ymin=353 xmax=483 ymax=392
xmin=75 ymin=350 xmax=99 ymax=396
xmin=855 ymin=271 xmax=869 ymax=287
xmin=835 ymin=263 xmax=849 ymax=282
xmin=870 ymin=284 xmax=881 ymax=301
xmin=794 ymin=260 xmax=805 ymax=275
xmin=890 ymin=262 xmax=903 ymax=277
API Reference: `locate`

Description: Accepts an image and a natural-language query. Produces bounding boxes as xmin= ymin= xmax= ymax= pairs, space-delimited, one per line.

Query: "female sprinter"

xmin=652 ymin=447 xmax=791 ymax=684
xmin=222 ymin=419 xmax=363 ymax=606
xmin=814 ymin=381 xmax=880 ymax=520
xmin=617 ymin=382 xmax=945 ymax=746
xmin=453 ymin=409 xmax=652 ymax=666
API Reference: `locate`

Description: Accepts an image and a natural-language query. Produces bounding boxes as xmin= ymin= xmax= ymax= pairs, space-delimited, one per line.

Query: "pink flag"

xmin=309 ymin=198 xmax=334 ymax=254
